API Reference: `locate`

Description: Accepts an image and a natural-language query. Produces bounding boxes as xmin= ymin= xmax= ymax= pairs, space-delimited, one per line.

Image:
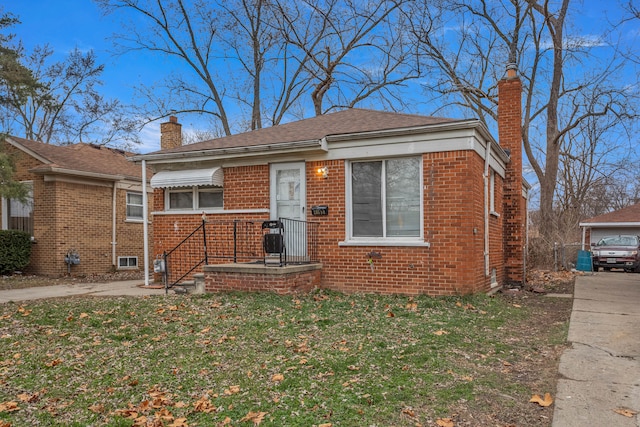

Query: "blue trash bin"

xmin=576 ymin=250 xmax=592 ymax=272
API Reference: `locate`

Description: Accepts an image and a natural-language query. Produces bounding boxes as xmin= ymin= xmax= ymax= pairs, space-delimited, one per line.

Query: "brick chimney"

xmin=160 ymin=116 xmax=182 ymax=150
xmin=498 ymin=63 xmax=526 ymax=286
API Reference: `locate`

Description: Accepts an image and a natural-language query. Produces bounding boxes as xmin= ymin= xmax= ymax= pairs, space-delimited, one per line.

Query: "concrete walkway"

xmin=0 ymin=280 xmax=166 ymax=303
xmin=553 ymin=272 xmax=640 ymax=427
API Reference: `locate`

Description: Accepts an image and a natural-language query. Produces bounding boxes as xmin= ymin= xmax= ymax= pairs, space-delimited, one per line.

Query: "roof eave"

xmin=128 ymin=139 xmax=327 ymax=164
xmin=30 ymin=166 xmax=125 ymax=181
xmin=5 ymin=136 xmax=52 ymax=164
xmin=579 ymin=222 xmax=640 ymax=227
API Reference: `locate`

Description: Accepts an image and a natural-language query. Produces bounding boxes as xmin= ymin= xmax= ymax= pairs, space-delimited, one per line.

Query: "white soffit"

xmin=150 ymin=167 xmax=223 ymax=188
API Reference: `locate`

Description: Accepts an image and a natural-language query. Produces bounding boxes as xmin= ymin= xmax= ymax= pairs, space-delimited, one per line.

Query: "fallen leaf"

xmin=614 ymin=407 xmax=638 ymax=417
xmin=79 ymin=312 xmax=89 ymax=319
xmin=386 ymin=311 xmax=395 ymax=318
xmin=272 ymin=373 xmax=284 ymax=382
xmin=17 ymin=392 xmax=39 ymax=403
xmin=0 ymin=420 xmax=11 ymax=427
xmin=436 ymin=417 xmax=455 ymax=427
xmin=433 ymin=330 xmax=449 ymax=336
xmin=318 ymin=423 xmax=332 ymax=427
xmin=193 ymin=396 xmax=216 ymax=413
xmin=45 ymin=359 xmax=62 ymax=367
xmin=224 ymin=385 xmax=240 ymax=395
xmin=240 ymin=410 xmax=268 ymax=424
xmin=401 ymin=408 xmax=416 ymax=417
xmin=168 ymin=418 xmax=188 ymax=427
xmin=529 ymin=393 xmax=553 ymax=407
xmin=0 ymin=401 xmax=19 ymax=413
xmin=88 ymin=404 xmax=104 ymax=413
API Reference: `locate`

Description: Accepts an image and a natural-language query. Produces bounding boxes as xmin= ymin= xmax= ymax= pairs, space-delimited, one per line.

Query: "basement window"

xmin=118 ymin=256 xmax=138 ymax=270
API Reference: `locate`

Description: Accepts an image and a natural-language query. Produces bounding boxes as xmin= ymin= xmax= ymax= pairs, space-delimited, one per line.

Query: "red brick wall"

xmin=152 ymin=151 xmax=506 ymax=295
xmin=2 ymin=141 xmax=151 ymax=276
xmin=204 ymin=269 xmax=321 ymax=294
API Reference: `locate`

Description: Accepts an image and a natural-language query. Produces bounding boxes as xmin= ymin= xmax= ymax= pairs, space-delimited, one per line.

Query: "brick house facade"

xmin=1 ymin=136 xmax=153 ymax=276
xmin=134 ymin=72 xmax=528 ymax=295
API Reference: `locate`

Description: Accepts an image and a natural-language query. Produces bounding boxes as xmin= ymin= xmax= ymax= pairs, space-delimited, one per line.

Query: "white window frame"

xmin=341 ymin=156 xmax=427 ymax=247
xmin=126 ymin=192 xmax=144 ymax=221
xmin=489 ymin=170 xmax=500 ymax=217
xmin=1 ymin=181 xmax=34 ymax=236
xmin=117 ymin=256 xmax=138 ymax=270
xmin=165 ymin=186 xmax=223 ymax=211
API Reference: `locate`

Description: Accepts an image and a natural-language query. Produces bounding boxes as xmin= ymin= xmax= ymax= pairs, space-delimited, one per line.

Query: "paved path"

xmin=0 ymin=280 xmax=166 ymax=303
xmin=553 ymin=272 xmax=640 ymax=427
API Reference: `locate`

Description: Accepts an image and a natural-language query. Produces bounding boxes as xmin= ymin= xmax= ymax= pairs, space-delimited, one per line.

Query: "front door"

xmin=270 ymin=162 xmax=306 ymax=259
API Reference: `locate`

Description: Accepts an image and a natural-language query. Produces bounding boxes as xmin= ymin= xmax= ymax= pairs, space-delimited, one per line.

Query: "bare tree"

xmin=408 ymin=0 xmax=638 ymax=242
xmin=274 ymin=0 xmax=419 ymax=116
xmin=96 ymin=0 xmax=418 ymax=133
xmin=2 ymin=45 xmax=139 ymax=146
xmin=0 ymin=12 xmax=41 ymax=134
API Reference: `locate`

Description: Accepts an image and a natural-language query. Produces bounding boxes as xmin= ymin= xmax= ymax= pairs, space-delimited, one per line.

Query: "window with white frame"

xmin=117 ymin=256 xmax=138 ymax=269
xmin=126 ymin=192 xmax=144 ymax=220
xmin=1 ymin=181 xmax=34 ymax=235
xmin=349 ymin=157 xmax=421 ymax=239
xmin=167 ymin=186 xmax=223 ymax=210
xmin=489 ymin=170 xmax=496 ymax=213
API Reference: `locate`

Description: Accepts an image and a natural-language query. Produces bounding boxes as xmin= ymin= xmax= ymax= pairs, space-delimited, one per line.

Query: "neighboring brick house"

xmin=132 ymin=67 xmax=528 ymax=295
xmin=580 ymin=202 xmax=640 ymax=247
xmin=0 ymin=136 xmax=152 ymax=276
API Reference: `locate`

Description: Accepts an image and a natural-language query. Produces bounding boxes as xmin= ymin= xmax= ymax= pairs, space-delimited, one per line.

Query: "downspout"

xmin=581 ymin=226 xmax=586 ymax=250
xmin=483 ymin=139 xmax=491 ymax=279
xmin=112 ymin=181 xmax=117 ymax=269
xmin=142 ymin=160 xmax=150 ymax=286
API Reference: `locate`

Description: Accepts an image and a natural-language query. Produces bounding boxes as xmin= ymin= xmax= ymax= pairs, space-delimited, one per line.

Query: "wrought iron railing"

xmin=161 ymin=218 xmax=319 ymax=292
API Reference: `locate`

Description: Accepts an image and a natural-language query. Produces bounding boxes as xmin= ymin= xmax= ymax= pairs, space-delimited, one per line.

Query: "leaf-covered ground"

xmin=0 ymin=275 xmax=573 ymax=426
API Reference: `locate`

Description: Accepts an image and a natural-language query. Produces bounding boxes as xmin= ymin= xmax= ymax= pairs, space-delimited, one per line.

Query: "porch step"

xmin=172 ymin=281 xmax=196 ymax=294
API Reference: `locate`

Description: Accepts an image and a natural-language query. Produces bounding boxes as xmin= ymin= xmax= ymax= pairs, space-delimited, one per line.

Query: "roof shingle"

xmin=7 ymin=137 xmax=144 ymax=180
xmin=156 ymin=108 xmax=458 ymax=154
xmin=582 ymin=202 xmax=640 ymax=224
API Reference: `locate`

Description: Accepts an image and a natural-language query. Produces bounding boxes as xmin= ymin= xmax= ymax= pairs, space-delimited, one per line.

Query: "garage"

xmin=580 ymin=202 xmax=640 ymax=247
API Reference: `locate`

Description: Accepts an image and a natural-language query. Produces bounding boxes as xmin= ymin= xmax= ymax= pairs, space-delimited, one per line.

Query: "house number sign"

xmin=311 ymin=205 xmax=329 ymax=216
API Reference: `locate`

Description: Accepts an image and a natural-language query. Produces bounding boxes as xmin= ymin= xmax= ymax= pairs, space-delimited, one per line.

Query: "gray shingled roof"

xmin=582 ymin=203 xmax=640 ymax=224
xmin=156 ymin=108 xmax=458 ymax=154
xmin=7 ymin=136 xmax=144 ymax=180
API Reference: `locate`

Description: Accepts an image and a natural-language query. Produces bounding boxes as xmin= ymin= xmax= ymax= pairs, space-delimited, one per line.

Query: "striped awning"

xmin=150 ymin=167 xmax=223 ymax=188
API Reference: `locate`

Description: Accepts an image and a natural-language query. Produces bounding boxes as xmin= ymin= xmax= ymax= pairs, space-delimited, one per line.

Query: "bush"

xmin=0 ymin=230 xmax=31 ymax=274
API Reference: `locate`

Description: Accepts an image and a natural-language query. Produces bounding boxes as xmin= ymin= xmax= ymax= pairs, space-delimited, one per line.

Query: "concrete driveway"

xmin=0 ymin=280 xmax=166 ymax=303
xmin=553 ymin=272 xmax=640 ymax=427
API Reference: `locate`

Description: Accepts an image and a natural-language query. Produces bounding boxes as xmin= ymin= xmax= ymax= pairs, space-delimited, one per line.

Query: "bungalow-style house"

xmin=132 ymin=66 xmax=528 ymax=295
xmin=0 ymin=136 xmax=152 ymax=277
xmin=579 ymin=202 xmax=640 ymax=247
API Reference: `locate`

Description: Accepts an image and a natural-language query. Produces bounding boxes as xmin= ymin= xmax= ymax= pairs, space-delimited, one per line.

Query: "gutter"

xmin=129 ymin=139 xmax=327 ymax=163
xmin=31 ymin=166 xmax=125 ymax=181
xmin=142 ymin=160 xmax=150 ymax=287
xmin=112 ymin=182 xmax=117 ymax=269
xmin=578 ymin=222 xmax=640 ymax=227
xmin=483 ymin=139 xmax=491 ymax=279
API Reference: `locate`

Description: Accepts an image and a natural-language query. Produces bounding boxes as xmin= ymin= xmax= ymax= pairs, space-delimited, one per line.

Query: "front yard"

xmin=0 ymin=273 xmax=573 ymax=426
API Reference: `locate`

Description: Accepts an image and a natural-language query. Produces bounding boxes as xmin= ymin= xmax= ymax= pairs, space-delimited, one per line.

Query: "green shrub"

xmin=0 ymin=230 xmax=31 ymax=274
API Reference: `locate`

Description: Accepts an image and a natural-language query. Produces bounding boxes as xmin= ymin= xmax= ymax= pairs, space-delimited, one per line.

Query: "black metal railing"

xmin=161 ymin=217 xmax=319 ymax=291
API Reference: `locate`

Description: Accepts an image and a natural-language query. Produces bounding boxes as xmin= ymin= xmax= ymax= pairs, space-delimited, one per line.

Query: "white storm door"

xmin=270 ymin=162 xmax=306 ymax=220
xmin=270 ymin=162 xmax=306 ymax=259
